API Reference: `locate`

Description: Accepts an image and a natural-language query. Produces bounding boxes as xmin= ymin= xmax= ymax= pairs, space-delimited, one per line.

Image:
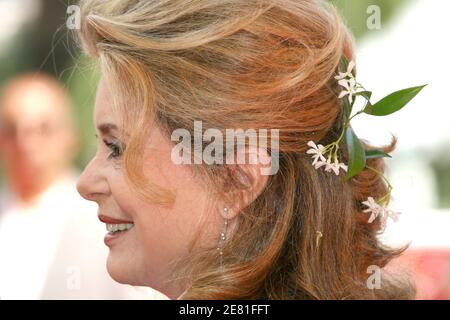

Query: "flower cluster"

xmin=335 ymin=61 xmax=360 ymax=104
xmin=306 ymin=141 xmax=347 ymax=176
xmin=305 ymin=58 xmax=426 ymax=226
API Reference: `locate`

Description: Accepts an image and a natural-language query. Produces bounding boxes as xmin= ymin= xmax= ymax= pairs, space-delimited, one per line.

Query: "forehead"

xmin=94 ymin=77 xmax=117 ymax=127
xmin=1 ymin=82 xmax=67 ymax=125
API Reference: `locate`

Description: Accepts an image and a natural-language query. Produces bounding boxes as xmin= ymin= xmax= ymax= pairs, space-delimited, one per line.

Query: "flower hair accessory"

xmin=307 ymin=57 xmax=426 ymax=228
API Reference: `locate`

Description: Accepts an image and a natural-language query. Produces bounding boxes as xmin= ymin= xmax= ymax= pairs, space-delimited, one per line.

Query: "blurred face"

xmin=0 ymin=80 xmax=76 ymax=191
xmin=76 ymin=77 xmax=222 ymax=299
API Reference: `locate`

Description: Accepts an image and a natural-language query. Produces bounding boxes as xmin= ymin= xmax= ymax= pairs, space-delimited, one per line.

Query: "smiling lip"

xmin=98 ymin=214 xmax=134 ymax=247
xmin=104 ymin=229 xmax=131 ymax=247
xmin=98 ymin=214 xmax=133 ymax=224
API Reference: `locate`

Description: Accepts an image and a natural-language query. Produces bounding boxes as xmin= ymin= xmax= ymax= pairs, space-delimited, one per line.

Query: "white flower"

xmin=306 ymin=141 xmax=326 ymax=166
xmin=324 ymin=157 xmax=348 ymax=176
xmin=307 ymin=141 xmax=348 ymax=176
xmin=335 ymin=60 xmax=356 ymax=80
xmin=362 ymin=197 xmax=401 ymax=227
xmin=362 ymin=197 xmax=383 ymax=223
xmin=382 ymin=208 xmax=401 ymax=226
xmin=338 ymin=77 xmax=357 ymax=104
xmin=314 ymin=159 xmax=328 ymax=170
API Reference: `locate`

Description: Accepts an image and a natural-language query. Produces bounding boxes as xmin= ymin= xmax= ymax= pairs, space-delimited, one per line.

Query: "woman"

xmin=76 ymin=0 xmax=413 ymax=299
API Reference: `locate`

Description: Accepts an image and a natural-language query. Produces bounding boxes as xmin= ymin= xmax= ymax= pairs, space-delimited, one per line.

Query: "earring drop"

xmin=217 ymin=207 xmax=229 ymax=268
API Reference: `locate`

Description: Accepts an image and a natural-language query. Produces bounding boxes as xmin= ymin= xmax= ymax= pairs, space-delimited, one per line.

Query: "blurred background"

xmin=0 ymin=0 xmax=448 ymax=299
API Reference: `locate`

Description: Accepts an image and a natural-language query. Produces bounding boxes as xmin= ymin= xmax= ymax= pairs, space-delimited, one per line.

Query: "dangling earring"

xmin=217 ymin=207 xmax=229 ymax=268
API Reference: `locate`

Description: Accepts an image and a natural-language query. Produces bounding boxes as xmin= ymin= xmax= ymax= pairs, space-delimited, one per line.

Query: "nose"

xmin=76 ymin=155 xmax=110 ymax=202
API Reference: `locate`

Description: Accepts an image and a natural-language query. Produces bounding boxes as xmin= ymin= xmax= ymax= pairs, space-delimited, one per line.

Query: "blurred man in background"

xmin=0 ymin=73 xmax=160 ymax=299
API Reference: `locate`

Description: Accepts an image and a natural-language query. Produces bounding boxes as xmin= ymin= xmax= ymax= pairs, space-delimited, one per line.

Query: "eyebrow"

xmin=97 ymin=123 xmax=118 ymax=135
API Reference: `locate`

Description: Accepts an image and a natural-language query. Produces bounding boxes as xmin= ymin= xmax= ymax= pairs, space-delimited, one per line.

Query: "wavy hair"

xmin=78 ymin=0 xmax=414 ymax=299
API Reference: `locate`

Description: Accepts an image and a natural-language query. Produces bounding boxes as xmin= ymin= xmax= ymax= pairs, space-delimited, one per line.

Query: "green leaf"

xmin=365 ymin=150 xmax=392 ymax=159
xmin=364 ymin=85 xmax=427 ymax=116
xmin=356 ymin=91 xmax=372 ymax=100
xmin=357 ymin=91 xmax=373 ymax=111
xmin=345 ymin=127 xmax=366 ymax=180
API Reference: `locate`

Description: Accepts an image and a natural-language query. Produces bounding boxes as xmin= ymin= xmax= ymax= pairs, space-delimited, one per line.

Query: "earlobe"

xmin=220 ymin=206 xmax=231 ymax=219
xmin=219 ymin=204 xmax=239 ymax=220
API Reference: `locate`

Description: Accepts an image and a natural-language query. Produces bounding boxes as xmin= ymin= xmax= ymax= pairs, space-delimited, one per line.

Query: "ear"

xmin=221 ymin=146 xmax=271 ymax=219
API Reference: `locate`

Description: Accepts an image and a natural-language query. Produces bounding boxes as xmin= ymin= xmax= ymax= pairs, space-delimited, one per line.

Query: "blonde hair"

xmin=78 ymin=0 xmax=413 ymax=299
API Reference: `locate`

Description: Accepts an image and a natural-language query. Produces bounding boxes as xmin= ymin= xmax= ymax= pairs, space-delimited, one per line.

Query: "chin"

xmin=106 ymin=251 xmax=168 ymax=295
xmin=106 ymin=252 xmax=138 ymax=285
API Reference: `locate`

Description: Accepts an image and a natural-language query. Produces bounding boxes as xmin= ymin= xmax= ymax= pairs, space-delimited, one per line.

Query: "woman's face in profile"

xmin=76 ymin=77 xmax=223 ymax=298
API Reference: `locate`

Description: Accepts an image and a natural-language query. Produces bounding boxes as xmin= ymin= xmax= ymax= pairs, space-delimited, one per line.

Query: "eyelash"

xmin=103 ymin=140 xmax=123 ymax=159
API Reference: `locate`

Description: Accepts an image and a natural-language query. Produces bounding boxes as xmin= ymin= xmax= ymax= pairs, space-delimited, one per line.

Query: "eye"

xmin=103 ymin=139 xmax=123 ymax=159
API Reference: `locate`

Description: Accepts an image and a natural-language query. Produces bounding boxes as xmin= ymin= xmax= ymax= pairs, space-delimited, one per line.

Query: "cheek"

xmin=127 ymin=163 xmax=209 ymax=254
xmin=140 ymin=159 xmax=216 ymax=251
